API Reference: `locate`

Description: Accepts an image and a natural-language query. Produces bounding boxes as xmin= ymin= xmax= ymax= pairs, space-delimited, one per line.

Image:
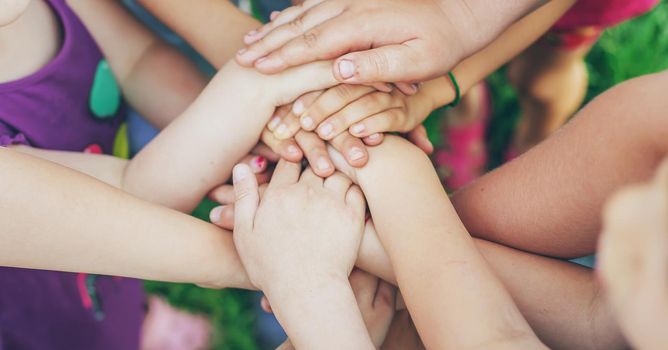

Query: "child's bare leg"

xmin=452 ymin=71 xmax=668 ymax=258
xmin=508 ymin=38 xmax=593 ymax=154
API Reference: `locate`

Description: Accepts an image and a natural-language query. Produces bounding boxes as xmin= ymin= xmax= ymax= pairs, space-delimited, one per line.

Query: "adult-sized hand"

xmin=237 ymin=0 xmax=542 ymax=84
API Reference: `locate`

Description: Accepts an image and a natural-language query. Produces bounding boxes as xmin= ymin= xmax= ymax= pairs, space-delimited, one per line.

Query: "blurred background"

xmin=123 ymin=1 xmax=668 ymax=349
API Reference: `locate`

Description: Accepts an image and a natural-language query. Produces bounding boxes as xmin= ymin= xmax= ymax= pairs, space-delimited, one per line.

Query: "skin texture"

xmin=451 ymin=70 xmax=668 ymax=258
xmin=0 ymin=0 xmax=29 ymax=26
xmin=237 ymin=0 xmax=545 ymax=84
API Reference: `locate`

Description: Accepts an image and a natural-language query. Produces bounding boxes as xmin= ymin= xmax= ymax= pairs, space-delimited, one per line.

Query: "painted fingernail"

xmin=233 ymin=164 xmax=252 ymax=182
xmin=268 ymin=116 xmax=281 ymax=131
xmin=292 ymin=100 xmax=305 ymax=115
xmin=317 ymin=157 xmax=331 ymax=171
xmin=251 ymin=156 xmax=266 ymax=172
xmin=287 ymin=145 xmax=300 ymax=155
xmin=275 ymin=124 xmax=289 ymax=138
xmin=301 ymin=115 xmax=314 ymax=129
xmin=210 ymin=206 xmax=224 ymax=223
xmin=349 ymin=147 xmax=365 ymax=161
xmin=338 ymin=59 xmax=356 ymax=79
xmin=351 ymin=124 xmax=365 ymax=135
xmin=319 ymin=123 xmax=334 ymax=138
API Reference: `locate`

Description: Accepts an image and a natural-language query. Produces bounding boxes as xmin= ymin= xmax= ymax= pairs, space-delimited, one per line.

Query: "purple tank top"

xmin=0 ymin=1 xmax=144 ymax=349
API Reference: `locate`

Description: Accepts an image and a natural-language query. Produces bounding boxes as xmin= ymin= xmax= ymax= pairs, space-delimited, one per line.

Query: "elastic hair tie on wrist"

xmin=444 ymin=71 xmax=461 ymax=109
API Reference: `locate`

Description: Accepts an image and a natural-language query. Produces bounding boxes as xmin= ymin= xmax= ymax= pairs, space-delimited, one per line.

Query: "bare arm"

xmin=137 ymin=0 xmax=260 ymax=68
xmin=345 ymin=136 xmax=544 ymax=349
xmin=0 ymin=147 xmax=251 ymax=289
xmin=451 ymin=70 xmax=668 ymax=258
xmin=67 ymin=0 xmax=207 ymax=129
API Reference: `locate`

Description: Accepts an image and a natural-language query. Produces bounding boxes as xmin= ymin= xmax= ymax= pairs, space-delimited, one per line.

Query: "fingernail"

xmin=233 ymin=164 xmax=252 ymax=183
xmin=319 ymin=123 xmax=334 ymax=138
xmin=411 ymin=84 xmax=419 ymax=93
xmin=351 ymin=124 xmax=365 ymax=135
xmin=237 ymin=48 xmax=247 ymax=56
xmin=245 ymin=30 xmax=257 ymax=38
xmin=338 ymin=59 xmax=356 ymax=79
xmin=317 ymin=157 xmax=331 ymax=171
xmin=210 ymin=206 xmax=224 ymax=223
xmin=275 ymin=124 xmax=288 ymax=138
xmin=301 ymin=115 xmax=314 ymax=129
xmin=367 ymin=133 xmax=381 ymax=141
xmin=349 ymin=147 xmax=365 ymax=161
xmin=251 ymin=156 xmax=266 ymax=172
xmin=268 ymin=116 xmax=281 ymax=131
xmin=287 ymin=145 xmax=300 ymax=155
xmin=292 ymin=100 xmax=305 ymax=115
xmin=270 ymin=11 xmax=280 ymax=20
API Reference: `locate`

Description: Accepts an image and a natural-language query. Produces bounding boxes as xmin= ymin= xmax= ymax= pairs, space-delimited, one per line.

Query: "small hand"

xmin=231 ymin=159 xmax=366 ymax=291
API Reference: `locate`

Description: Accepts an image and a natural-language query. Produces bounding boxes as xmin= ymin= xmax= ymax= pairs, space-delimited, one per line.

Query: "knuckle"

xmin=363 ymin=53 xmax=390 ymax=80
xmin=333 ymin=84 xmax=355 ymax=101
xmin=289 ymin=15 xmax=305 ymax=32
xmin=302 ymin=29 xmax=320 ymax=49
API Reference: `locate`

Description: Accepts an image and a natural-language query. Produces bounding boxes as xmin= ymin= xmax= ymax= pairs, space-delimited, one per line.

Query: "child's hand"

xmin=270 ymin=84 xmax=436 ymax=146
xmin=231 ymin=160 xmax=366 ymax=291
xmin=598 ymin=157 xmax=668 ymax=350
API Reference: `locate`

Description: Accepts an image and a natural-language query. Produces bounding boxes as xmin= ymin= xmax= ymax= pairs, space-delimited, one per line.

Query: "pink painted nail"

xmin=338 ymin=59 xmax=356 ymax=79
xmin=251 ymin=156 xmax=266 ymax=172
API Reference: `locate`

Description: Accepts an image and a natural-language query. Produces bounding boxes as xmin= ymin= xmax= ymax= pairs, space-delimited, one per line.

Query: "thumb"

xmin=233 ymin=163 xmax=260 ymax=233
xmin=334 ymin=42 xmax=432 ymax=84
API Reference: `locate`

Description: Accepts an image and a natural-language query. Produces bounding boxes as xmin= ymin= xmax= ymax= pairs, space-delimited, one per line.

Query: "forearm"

xmin=354 ymin=136 xmax=541 ymax=349
xmin=0 ymin=147 xmax=251 ymax=289
xmin=267 ymin=277 xmax=374 ymax=349
xmin=451 ymin=71 xmax=668 ymax=258
xmin=138 ymin=0 xmax=260 ymax=68
xmin=69 ymin=0 xmax=207 ymax=129
xmin=356 ymin=220 xmax=623 ymax=349
xmin=418 ymin=0 xmax=574 ymax=110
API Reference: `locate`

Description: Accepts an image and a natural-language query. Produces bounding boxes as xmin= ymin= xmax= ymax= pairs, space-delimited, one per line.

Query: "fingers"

xmin=323 ymin=171 xmax=353 ymax=195
xmin=232 ymin=164 xmax=260 ymax=233
xmin=274 ymin=91 xmax=323 ymax=139
xmin=239 ymin=154 xmax=268 ymax=174
xmin=362 ymin=133 xmax=384 ymax=147
xmin=394 ymin=82 xmax=419 ymax=96
xmin=334 ymin=41 xmax=429 ymax=84
xmin=294 ymin=130 xmax=335 ymax=177
xmin=325 ymin=144 xmax=356 ymax=182
xmin=267 ymin=105 xmax=291 ymax=132
xmin=241 ymin=0 xmax=327 ymax=47
xmin=268 ymin=159 xmax=302 ymax=189
xmin=349 ymin=108 xmax=409 ymax=137
xmin=318 ymin=91 xmax=402 ymax=141
xmin=345 ymin=185 xmax=366 ymax=217
xmin=252 ymin=3 xmax=345 ymax=72
xmin=330 ymin=131 xmax=368 ymax=168
xmin=300 ymin=85 xmax=376 ymax=131
xmin=210 ymin=186 xmax=268 ymax=230
xmin=406 ymin=125 xmax=434 ymax=154
xmin=299 ymin=166 xmax=324 ymax=187
xmin=251 ymin=143 xmax=280 ymax=162
xmin=349 ymin=268 xmax=378 ymax=306
xmin=273 ymin=61 xmax=339 ymax=106
xmin=261 ymin=128 xmax=303 ymax=163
